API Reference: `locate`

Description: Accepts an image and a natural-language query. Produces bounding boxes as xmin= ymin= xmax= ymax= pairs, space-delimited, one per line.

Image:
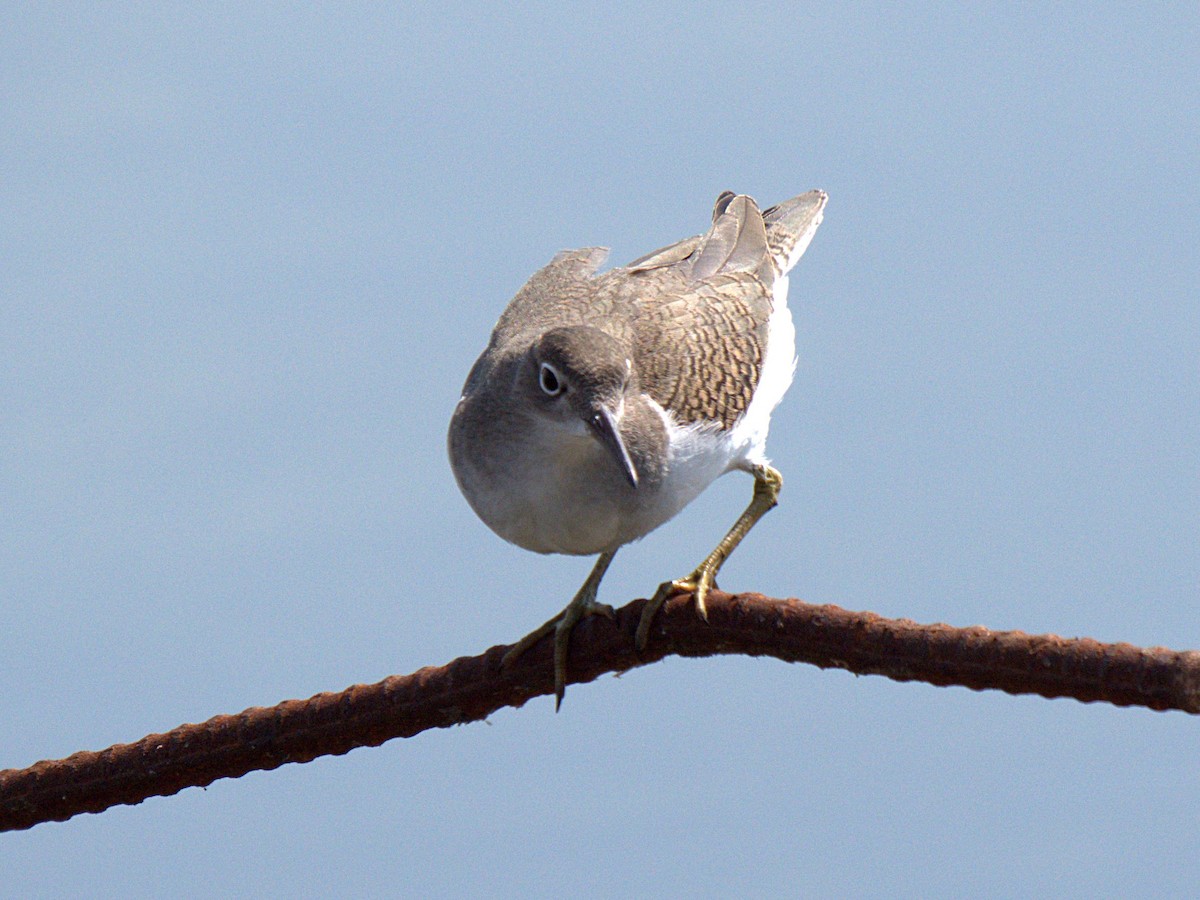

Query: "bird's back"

xmin=622 ymin=191 xmax=825 ymax=435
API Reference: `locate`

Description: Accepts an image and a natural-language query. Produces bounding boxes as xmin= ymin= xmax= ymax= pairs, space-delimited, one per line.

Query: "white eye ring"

xmin=539 ymin=362 xmax=565 ymax=396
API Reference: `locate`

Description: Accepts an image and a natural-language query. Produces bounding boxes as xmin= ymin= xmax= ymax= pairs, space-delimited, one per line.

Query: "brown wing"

xmin=622 ymin=194 xmax=775 ymax=431
xmin=631 ymin=274 xmax=771 ymax=430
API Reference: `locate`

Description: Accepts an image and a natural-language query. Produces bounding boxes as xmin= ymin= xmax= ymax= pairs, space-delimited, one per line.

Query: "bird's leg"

xmin=636 ymin=464 xmax=782 ymax=650
xmin=502 ymin=549 xmax=617 ymax=709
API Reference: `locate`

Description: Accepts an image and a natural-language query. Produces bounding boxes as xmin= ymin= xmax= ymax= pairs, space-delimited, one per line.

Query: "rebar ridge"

xmin=3 ymin=591 xmax=1197 ymax=832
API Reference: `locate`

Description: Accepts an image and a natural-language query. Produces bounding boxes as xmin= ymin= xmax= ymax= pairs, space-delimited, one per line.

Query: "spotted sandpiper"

xmin=448 ymin=189 xmax=827 ymax=707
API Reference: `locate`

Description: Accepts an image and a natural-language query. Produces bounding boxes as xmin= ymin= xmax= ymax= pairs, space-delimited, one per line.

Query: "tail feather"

xmin=688 ymin=193 xmax=770 ymax=281
xmin=763 ymin=190 xmax=828 ymax=276
xmin=626 ymin=189 xmax=827 ymax=281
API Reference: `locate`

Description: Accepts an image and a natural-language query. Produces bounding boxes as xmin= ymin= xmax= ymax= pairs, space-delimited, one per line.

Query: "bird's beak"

xmin=589 ymin=406 xmax=639 ymax=488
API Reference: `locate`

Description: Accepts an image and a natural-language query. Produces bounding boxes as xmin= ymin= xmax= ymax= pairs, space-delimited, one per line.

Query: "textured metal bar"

xmin=3 ymin=592 xmax=1197 ymax=832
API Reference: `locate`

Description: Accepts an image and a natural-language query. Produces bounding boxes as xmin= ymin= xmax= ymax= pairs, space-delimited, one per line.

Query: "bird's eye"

xmin=539 ymin=363 xmax=564 ymax=396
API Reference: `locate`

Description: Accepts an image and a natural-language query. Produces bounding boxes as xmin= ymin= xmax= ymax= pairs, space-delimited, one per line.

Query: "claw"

xmin=502 ymin=550 xmax=617 ymax=710
xmin=551 ymin=598 xmax=612 ymax=709
xmin=634 ymin=464 xmax=783 ymax=652
xmin=634 ymin=569 xmax=711 ymax=650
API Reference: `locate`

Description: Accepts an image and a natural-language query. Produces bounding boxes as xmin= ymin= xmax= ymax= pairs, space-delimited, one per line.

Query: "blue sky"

xmin=2 ymin=6 xmax=1198 ymax=897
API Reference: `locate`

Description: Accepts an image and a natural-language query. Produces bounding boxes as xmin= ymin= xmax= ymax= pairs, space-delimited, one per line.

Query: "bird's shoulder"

xmin=487 ymin=247 xmax=630 ymax=354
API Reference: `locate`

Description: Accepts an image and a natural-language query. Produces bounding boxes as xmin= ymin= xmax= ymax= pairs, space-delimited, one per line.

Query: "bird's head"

xmin=525 ymin=325 xmax=639 ymax=488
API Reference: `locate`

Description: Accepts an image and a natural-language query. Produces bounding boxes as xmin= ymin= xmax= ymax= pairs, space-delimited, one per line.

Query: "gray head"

xmin=523 ymin=325 xmax=639 ymax=488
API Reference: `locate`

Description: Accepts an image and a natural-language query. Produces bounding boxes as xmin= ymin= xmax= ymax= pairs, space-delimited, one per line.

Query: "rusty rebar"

xmin=3 ymin=591 xmax=1197 ymax=832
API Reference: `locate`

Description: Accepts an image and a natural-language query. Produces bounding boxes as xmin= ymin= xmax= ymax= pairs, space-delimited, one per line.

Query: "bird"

xmin=448 ymin=189 xmax=827 ymax=707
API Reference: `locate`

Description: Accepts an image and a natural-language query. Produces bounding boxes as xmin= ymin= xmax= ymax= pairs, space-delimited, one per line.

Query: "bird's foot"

xmin=502 ymin=600 xmax=614 ymax=709
xmin=635 ymin=465 xmax=783 ymax=651
xmin=634 ymin=565 xmax=719 ymax=651
xmin=501 ymin=550 xmax=618 ymax=710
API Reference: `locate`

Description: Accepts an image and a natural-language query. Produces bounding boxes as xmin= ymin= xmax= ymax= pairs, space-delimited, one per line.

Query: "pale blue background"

xmin=3 ymin=5 xmax=1198 ymax=897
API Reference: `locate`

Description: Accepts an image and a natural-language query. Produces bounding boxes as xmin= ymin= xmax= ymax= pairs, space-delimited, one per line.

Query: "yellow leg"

xmin=502 ymin=550 xmax=617 ymax=710
xmin=636 ymin=464 xmax=782 ymax=650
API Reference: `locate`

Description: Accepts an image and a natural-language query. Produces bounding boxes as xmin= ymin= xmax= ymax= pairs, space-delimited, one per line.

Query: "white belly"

xmin=454 ymin=407 xmax=738 ymax=557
